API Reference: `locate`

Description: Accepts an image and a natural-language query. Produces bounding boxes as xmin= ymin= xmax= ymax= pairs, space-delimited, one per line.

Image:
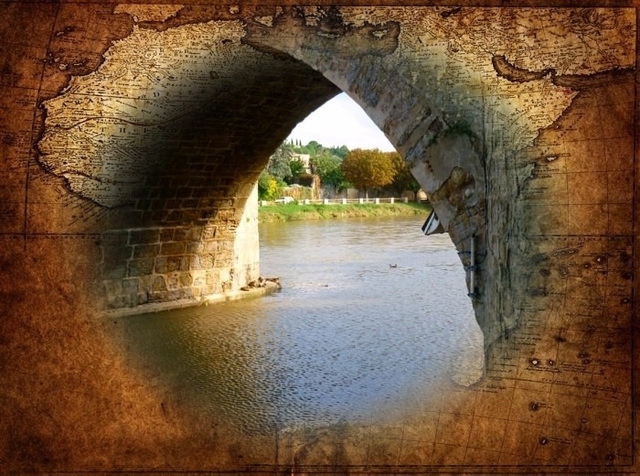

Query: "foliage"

xmin=257 ymin=171 xmax=283 ymax=201
xmin=312 ymin=155 xmax=350 ymax=191
xmin=265 ymin=141 xmax=419 ymax=198
xmin=258 ymin=202 xmax=429 ymax=222
xmin=385 ymin=151 xmax=420 ymax=194
xmin=341 ymin=148 xmax=395 ymax=199
xmin=293 ymin=140 xmax=349 ymax=160
xmin=267 ymin=141 xmax=295 ymax=181
xmin=288 ymin=158 xmax=306 ymax=178
xmin=330 ymin=145 xmax=350 ymax=159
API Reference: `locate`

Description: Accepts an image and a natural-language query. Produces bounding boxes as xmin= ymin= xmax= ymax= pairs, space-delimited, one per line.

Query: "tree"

xmin=257 ymin=171 xmax=283 ymax=200
xmin=305 ymin=140 xmax=321 ymax=156
xmin=386 ymin=151 xmax=420 ymax=195
xmin=267 ymin=142 xmax=295 ymax=181
xmin=312 ymin=155 xmax=350 ymax=191
xmin=288 ymin=158 xmax=306 ymax=179
xmin=330 ymin=145 xmax=350 ymax=159
xmin=341 ymin=148 xmax=395 ymax=199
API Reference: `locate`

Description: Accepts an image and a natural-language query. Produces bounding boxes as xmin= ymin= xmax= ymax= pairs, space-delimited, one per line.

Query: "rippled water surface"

xmin=120 ymin=216 xmax=484 ymax=433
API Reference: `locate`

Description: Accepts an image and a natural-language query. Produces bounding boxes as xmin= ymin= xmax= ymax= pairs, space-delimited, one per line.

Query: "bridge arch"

xmin=37 ymin=6 xmax=635 ymax=357
xmin=38 ymin=8 xmax=499 ymax=345
xmin=3 ymin=4 xmax=635 ymax=470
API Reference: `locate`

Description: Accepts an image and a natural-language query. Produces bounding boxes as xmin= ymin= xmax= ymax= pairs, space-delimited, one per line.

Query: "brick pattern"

xmin=97 ymin=53 xmax=338 ymax=310
xmin=101 ymin=223 xmax=237 ymax=308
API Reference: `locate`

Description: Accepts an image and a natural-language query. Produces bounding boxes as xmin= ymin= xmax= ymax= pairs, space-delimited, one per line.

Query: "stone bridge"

xmin=0 ymin=2 xmax=637 ymax=473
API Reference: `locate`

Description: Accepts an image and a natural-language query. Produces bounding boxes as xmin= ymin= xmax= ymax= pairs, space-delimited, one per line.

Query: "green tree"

xmin=312 ymin=155 xmax=349 ymax=190
xmin=267 ymin=142 xmax=295 ymax=181
xmin=288 ymin=158 xmax=306 ymax=179
xmin=305 ymin=140 xmax=321 ymax=155
xmin=329 ymin=145 xmax=350 ymax=159
xmin=386 ymin=151 xmax=420 ymax=195
xmin=341 ymin=148 xmax=395 ymax=199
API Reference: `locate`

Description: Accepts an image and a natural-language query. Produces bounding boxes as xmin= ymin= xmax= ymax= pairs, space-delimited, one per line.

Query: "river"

xmin=119 ymin=216 xmax=484 ymax=434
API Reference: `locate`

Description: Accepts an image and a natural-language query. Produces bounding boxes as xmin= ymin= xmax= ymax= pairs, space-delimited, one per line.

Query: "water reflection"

xmin=120 ymin=216 xmax=484 ymax=434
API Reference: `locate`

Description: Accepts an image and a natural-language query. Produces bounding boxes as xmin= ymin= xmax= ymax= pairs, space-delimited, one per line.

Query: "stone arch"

xmin=36 ymin=5 xmax=636 ymax=359
xmin=37 ymin=8 xmax=490 ymax=337
xmin=37 ymin=20 xmax=342 ymax=310
xmin=1 ymin=3 xmax=636 ymax=471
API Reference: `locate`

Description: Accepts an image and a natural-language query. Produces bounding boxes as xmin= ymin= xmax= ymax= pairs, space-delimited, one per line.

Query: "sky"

xmin=286 ymin=92 xmax=396 ymax=152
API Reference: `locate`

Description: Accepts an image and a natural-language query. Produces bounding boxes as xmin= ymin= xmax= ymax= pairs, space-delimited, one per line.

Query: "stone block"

xmin=187 ymin=242 xmax=204 ymax=254
xmin=202 ymin=225 xmax=217 ymax=240
xmin=188 ymin=176 xmax=208 ymax=187
xmin=180 ymin=209 xmax=201 ymax=222
xmin=179 ymin=256 xmax=190 ymax=271
xmin=161 ymin=242 xmax=185 ymax=256
xmin=167 ymin=290 xmax=184 ymax=301
xmin=167 ymin=274 xmax=179 ymax=290
xmin=149 ymin=291 xmax=168 ymax=303
xmin=128 ymin=229 xmax=160 ymax=245
xmin=165 ymin=198 xmax=182 ymax=210
xmin=155 ymin=256 xmax=181 ymax=273
xmin=199 ymin=253 xmax=214 ymax=269
xmin=159 ymin=227 xmax=175 ymax=242
xmin=101 ymin=263 xmax=127 ymax=280
xmin=133 ymin=244 xmax=161 ymax=259
xmin=173 ymin=227 xmax=190 ymax=242
xmin=181 ymin=198 xmax=199 ymax=209
xmin=128 ymin=258 xmax=155 ymax=277
xmin=203 ymin=240 xmax=218 ymax=252
xmin=121 ymin=278 xmax=139 ymax=294
xmin=152 ymin=276 xmax=167 ymax=292
xmin=198 ymin=198 xmax=215 ymax=208
xmin=164 ymin=210 xmax=183 ymax=223
xmin=179 ymin=273 xmax=193 ymax=287
xmin=102 ymin=244 xmax=132 ymax=264
xmin=102 ymin=279 xmax=122 ymax=297
xmin=202 ymin=285 xmax=215 ymax=295
xmin=135 ymin=199 xmax=152 ymax=211
xmin=188 ymin=226 xmax=203 ymax=241
xmin=176 ymin=187 xmax=192 ymax=198
xmin=189 ymin=255 xmax=203 ymax=270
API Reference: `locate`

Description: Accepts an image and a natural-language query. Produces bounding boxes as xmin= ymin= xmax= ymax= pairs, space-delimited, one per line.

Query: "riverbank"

xmin=258 ymin=202 xmax=430 ymax=222
xmin=104 ymin=280 xmax=280 ymax=318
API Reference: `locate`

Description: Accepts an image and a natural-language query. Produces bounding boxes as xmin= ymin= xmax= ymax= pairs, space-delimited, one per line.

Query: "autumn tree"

xmin=341 ymin=148 xmax=395 ymax=200
xmin=257 ymin=170 xmax=283 ymax=200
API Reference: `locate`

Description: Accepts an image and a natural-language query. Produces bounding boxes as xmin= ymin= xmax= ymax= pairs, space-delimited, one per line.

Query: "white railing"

xmin=260 ymin=197 xmax=411 ymax=206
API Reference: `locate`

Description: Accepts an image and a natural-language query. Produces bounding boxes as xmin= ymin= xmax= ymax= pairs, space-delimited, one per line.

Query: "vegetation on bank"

xmin=258 ymin=202 xmax=430 ymax=223
xmin=258 ymin=140 xmax=420 ymax=201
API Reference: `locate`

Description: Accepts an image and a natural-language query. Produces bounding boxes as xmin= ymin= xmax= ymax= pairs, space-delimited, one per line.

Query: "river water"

xmin=120 ymin=216 xmax=484 ymax=434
